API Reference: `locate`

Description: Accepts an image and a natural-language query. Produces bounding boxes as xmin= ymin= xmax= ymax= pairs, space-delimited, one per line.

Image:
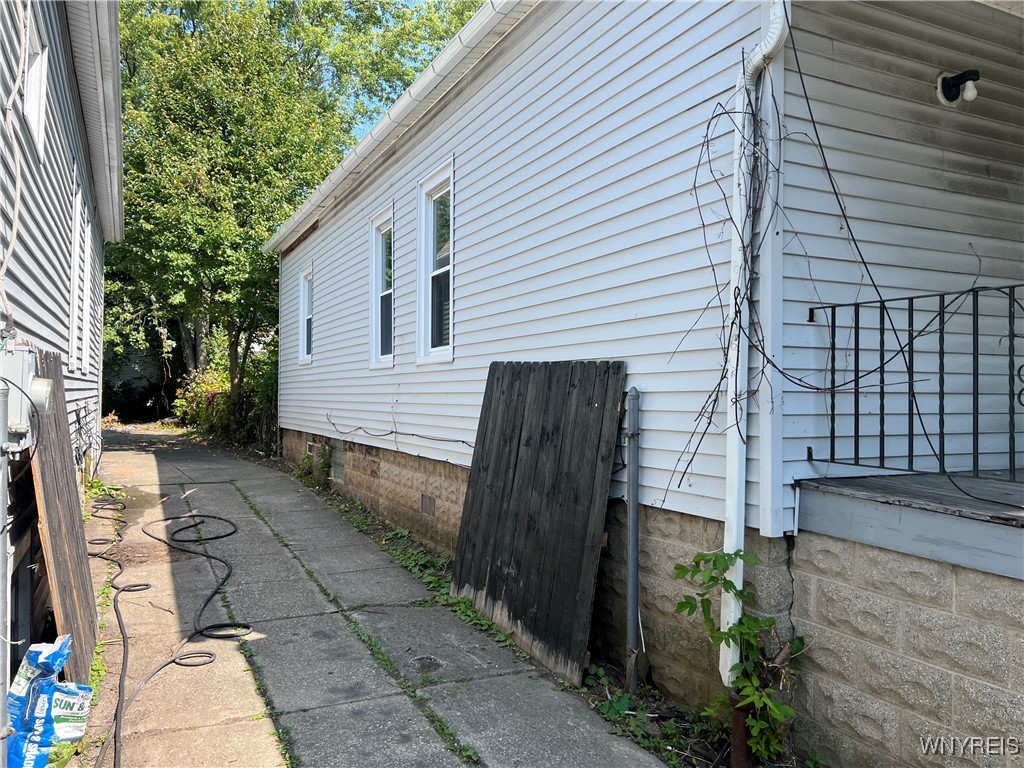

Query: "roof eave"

xmin=66 ymin=0 xmax=124 ymax=243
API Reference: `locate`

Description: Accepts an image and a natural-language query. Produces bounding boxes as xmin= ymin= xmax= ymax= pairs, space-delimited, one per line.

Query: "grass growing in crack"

xmin=328 ymin=498 xmax=526 ymax=657
xmin=235 ymin=483 xmax=481 ymax=766
xmin=346 ymin=620 xmax=404 ymax=683
xmin=216 ymin=580 xmax=299 ymax=766
xmin=415 ymin=694 xmax=481 ymax=764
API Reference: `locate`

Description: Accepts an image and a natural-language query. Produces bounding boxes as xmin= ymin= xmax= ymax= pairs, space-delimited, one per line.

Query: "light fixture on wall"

xmin=936 ymin=69 xmax=981 ymax=106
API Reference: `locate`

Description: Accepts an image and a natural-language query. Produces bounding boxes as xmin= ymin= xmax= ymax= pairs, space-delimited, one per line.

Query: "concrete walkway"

xmin=73 ymin=429 xmax=663 ymax=768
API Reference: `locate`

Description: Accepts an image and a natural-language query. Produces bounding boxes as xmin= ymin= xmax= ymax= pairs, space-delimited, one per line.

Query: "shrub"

xmin=173 ymin=368 xmax=232 ymax=436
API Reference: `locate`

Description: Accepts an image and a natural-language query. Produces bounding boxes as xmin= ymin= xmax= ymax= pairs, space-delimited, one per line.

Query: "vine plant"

xmin=675 ymin=550 xmax=805 ymax=761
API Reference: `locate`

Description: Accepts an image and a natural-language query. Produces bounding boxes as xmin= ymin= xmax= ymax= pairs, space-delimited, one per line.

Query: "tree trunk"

xmin=227 ymin=325 xmax=243 ymax=434
xmin=178 ymin=315 xmax=209 ymax=373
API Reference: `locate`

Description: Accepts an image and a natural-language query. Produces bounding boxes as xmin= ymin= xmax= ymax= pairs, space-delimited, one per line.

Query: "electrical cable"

xmin=785 ymin=10 xmax=1021 ymax=510
xmin=664 ymin=13 xmax=1020 ymax=511
xmin=325 ymin=411 xmax=475 ymax=448
xmin=87 ymin=492 xmax=251 ymax=768
xmin=1 ymin=375 xmax=39 ymax=487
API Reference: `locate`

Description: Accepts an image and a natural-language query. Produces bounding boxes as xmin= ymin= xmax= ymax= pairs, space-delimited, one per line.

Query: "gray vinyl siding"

xmin=1 ymin=0 xmax=106 ymax=464
xmin=781 ymin=2 xmax=1024 ymax=483
xmin=280 ymin=1 xmax=763 ymax=521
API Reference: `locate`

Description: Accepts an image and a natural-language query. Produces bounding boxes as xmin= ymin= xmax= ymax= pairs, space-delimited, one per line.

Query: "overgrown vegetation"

xmin=675 ymin=550 xmax=806 ymax=762
xmin=294 ymin=446 xmax=333 ymax=490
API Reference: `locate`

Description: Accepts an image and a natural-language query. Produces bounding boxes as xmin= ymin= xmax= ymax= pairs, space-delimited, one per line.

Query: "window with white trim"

xmin=81 ymin=222 xmax=93 ymax=375
xmin=299 ymin=265 xmax=313 ymax=362
xmin=68 ymin=182 xmax=82 ymax=372
xmin=370 ymin=207 xmax=394 ymax=364
xmin=23 ymin=8 xmax=48 ymax=157
xmin=417 ymin=160 xmax=453 ymax=360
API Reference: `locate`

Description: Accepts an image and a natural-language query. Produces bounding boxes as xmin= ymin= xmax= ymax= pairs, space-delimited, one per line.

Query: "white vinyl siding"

xmin=781 ymin=1 xmax=1024 ymax=484
xmin=278 ymin=1 xmax=762 ymax=520
xmin=1 ymin=0 xmax=107 ymax=465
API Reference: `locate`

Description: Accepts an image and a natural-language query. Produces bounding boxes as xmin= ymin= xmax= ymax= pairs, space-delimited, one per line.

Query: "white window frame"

xmin=22 ymin=6 xmax=48 ymax=159
xmin=298 ymin=263 xmax=313 ymax=364
xmin=369 ymin=204 xmax=395 ymax=368
xmin=81 ymin=222 xmax=93 ymax=375
xmin=68 ymin=182 xmax=82 ymax=373
xmin=416 ymin=158 xmax=454 ymax=364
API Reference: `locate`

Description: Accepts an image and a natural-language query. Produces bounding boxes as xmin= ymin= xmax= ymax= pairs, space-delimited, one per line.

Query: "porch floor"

xmin=799 ymin=472 xmax=1024 ymax=528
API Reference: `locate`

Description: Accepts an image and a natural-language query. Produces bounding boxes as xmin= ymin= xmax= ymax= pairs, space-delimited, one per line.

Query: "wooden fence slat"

xmin=452 ymin=359 xmax=625 ymax=685
xmin=29 ymin=350 xmax=97 ymax=684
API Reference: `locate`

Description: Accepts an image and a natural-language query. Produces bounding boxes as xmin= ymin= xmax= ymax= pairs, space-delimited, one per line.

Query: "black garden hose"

xmin=87 ymin=492 xmax=251 ymax=768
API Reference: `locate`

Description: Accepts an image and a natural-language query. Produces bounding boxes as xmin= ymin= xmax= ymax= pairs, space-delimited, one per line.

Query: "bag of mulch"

xmin=6 ymin=636 xmax=92 ymax=768
xmin=6 ymin=636 xmax=72 ymax=729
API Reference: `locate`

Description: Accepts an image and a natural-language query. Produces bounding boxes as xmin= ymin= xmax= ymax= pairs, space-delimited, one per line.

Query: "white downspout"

xmin=720 ymin=0 xmax=789 ymax=686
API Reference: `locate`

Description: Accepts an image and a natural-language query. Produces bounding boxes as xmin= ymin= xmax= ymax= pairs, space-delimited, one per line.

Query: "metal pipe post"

xmin=625 ymin=387 xmax=640 ymax=692
xmin=0 ymin=380 xmax=10 ymax=768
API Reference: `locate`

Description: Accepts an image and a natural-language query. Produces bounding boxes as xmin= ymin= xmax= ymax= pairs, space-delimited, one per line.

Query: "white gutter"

xmin=66 ymin=1 xmax=124 ymax=242
xmin=263 ymin=0 xmax=536 ymax=256
xmin=720 ymin=0 xmax=789 ymax=686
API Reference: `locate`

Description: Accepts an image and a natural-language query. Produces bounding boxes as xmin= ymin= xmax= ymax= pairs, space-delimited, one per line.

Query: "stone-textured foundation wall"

xmin=592 ymin=499 xmax=795 ymax=709
xmin=791 ymin=531 xmax=1024 ymax=768
xmin=282 ymin=428 xmax=468 ymax=553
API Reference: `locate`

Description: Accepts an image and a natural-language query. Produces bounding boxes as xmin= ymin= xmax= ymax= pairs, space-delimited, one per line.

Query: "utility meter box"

xmin=1 ymin=345 xmax=43 ymax=453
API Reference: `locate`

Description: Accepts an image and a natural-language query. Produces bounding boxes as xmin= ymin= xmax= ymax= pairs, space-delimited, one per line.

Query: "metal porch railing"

xmin=809 ymin=283 xmax=1024 ymax=479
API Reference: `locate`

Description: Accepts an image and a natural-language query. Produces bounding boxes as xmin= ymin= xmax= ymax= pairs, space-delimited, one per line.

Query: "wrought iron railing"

xmin=809 ymin=283 xmax=1024 ymax=478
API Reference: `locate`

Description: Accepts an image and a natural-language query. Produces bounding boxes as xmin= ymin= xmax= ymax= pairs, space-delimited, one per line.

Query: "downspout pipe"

xmin=625 ymin=387 xmax=640 ymax=692
xmin=720 ymin=0 xmax=789 ymax=686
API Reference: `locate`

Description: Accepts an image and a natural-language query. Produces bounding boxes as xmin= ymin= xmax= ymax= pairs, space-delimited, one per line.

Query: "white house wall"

xmin=781 ymin=1 xmax=1024 ymax=483
xmin=280 ymin=0 xmax=764 ymax=522
xmin=1 ymin=0 xmax=106 ymax=464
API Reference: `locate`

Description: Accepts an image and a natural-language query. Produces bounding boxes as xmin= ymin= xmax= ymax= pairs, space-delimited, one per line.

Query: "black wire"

xmin=1 ymin=375 xmax=40 ymax=486
xmin=786 ymin=12 xmax=1021 ymax=510
xmin=325 ymin=412 xmax=475 ymax=448
xmin=88 ymin=492 xmax=251 ymax=768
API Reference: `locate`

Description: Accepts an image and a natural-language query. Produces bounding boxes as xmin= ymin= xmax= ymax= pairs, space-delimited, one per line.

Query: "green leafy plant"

xmin=83 ymin=477 xmax=124 ymax=500
xmin=675 ymin=550 xmax=804 ymax=761
xmin=598 ymin=692 xmax=634 ymax=721
xmin=584 ymin=663 xmax=610 ymax=689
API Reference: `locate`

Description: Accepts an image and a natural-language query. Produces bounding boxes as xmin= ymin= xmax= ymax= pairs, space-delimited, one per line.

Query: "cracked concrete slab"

xmin=220 ymin=553 xmax=309 ymax=586
xmin=293 ymin=543 xmax=395 ymax=574
xmin=278 ymin=695 xmax=463 ymax=768
xmin=278 ymin=524 xmax=366 ymax=550
xmin=316 ymin=565 xmax=431 ymax=608
xmin=352 ymin=606 xmax=529 ymax=685
xmin=117 ymin=635 xmax=268 ymax=736
xmin=422 ymin=672 xmax=666 ymax=768
xmin=222 ymin=577 xmax=336 ymax=622
xmin=92 ymin=719 xmax=283 ymax=768
xmin=245 ymin=613 xmax=400 ymax=713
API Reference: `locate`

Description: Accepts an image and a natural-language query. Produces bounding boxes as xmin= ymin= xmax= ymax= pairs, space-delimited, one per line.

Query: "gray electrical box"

xmin=0 ymin=345 xmax=41 ymax=452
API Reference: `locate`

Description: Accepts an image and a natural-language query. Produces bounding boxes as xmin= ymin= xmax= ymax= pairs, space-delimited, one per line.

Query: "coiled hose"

xmin=87 ymin=492 xmax=251 ymax=768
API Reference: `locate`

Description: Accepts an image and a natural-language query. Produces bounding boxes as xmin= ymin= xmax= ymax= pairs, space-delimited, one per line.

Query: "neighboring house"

xmin=1 ymin=0 xmax=122 ymax=657
xmin=267 ymin=2 xmax=1022 ymax=764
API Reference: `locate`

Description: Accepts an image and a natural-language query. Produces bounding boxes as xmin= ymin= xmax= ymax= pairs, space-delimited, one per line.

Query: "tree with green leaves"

xmin=107 ymin=0 xmax=480 ymax=427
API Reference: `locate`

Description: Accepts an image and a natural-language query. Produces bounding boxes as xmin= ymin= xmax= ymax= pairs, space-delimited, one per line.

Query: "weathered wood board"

xmin=30 ymin=350 xmax=97 ymax=683
xmin=452 ymin=360 xmax=626 ymax=685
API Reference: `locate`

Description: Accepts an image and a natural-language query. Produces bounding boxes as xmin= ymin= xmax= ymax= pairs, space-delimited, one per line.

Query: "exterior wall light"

xmin=937 ymin=69 xmax=980 ymax=106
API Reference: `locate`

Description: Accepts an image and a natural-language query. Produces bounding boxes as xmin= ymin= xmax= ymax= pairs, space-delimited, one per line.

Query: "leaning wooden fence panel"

xmin=452 ymin=359 xmax=626 ymax=685
xmin=30 ymin=350 xmax=97 ymax=683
